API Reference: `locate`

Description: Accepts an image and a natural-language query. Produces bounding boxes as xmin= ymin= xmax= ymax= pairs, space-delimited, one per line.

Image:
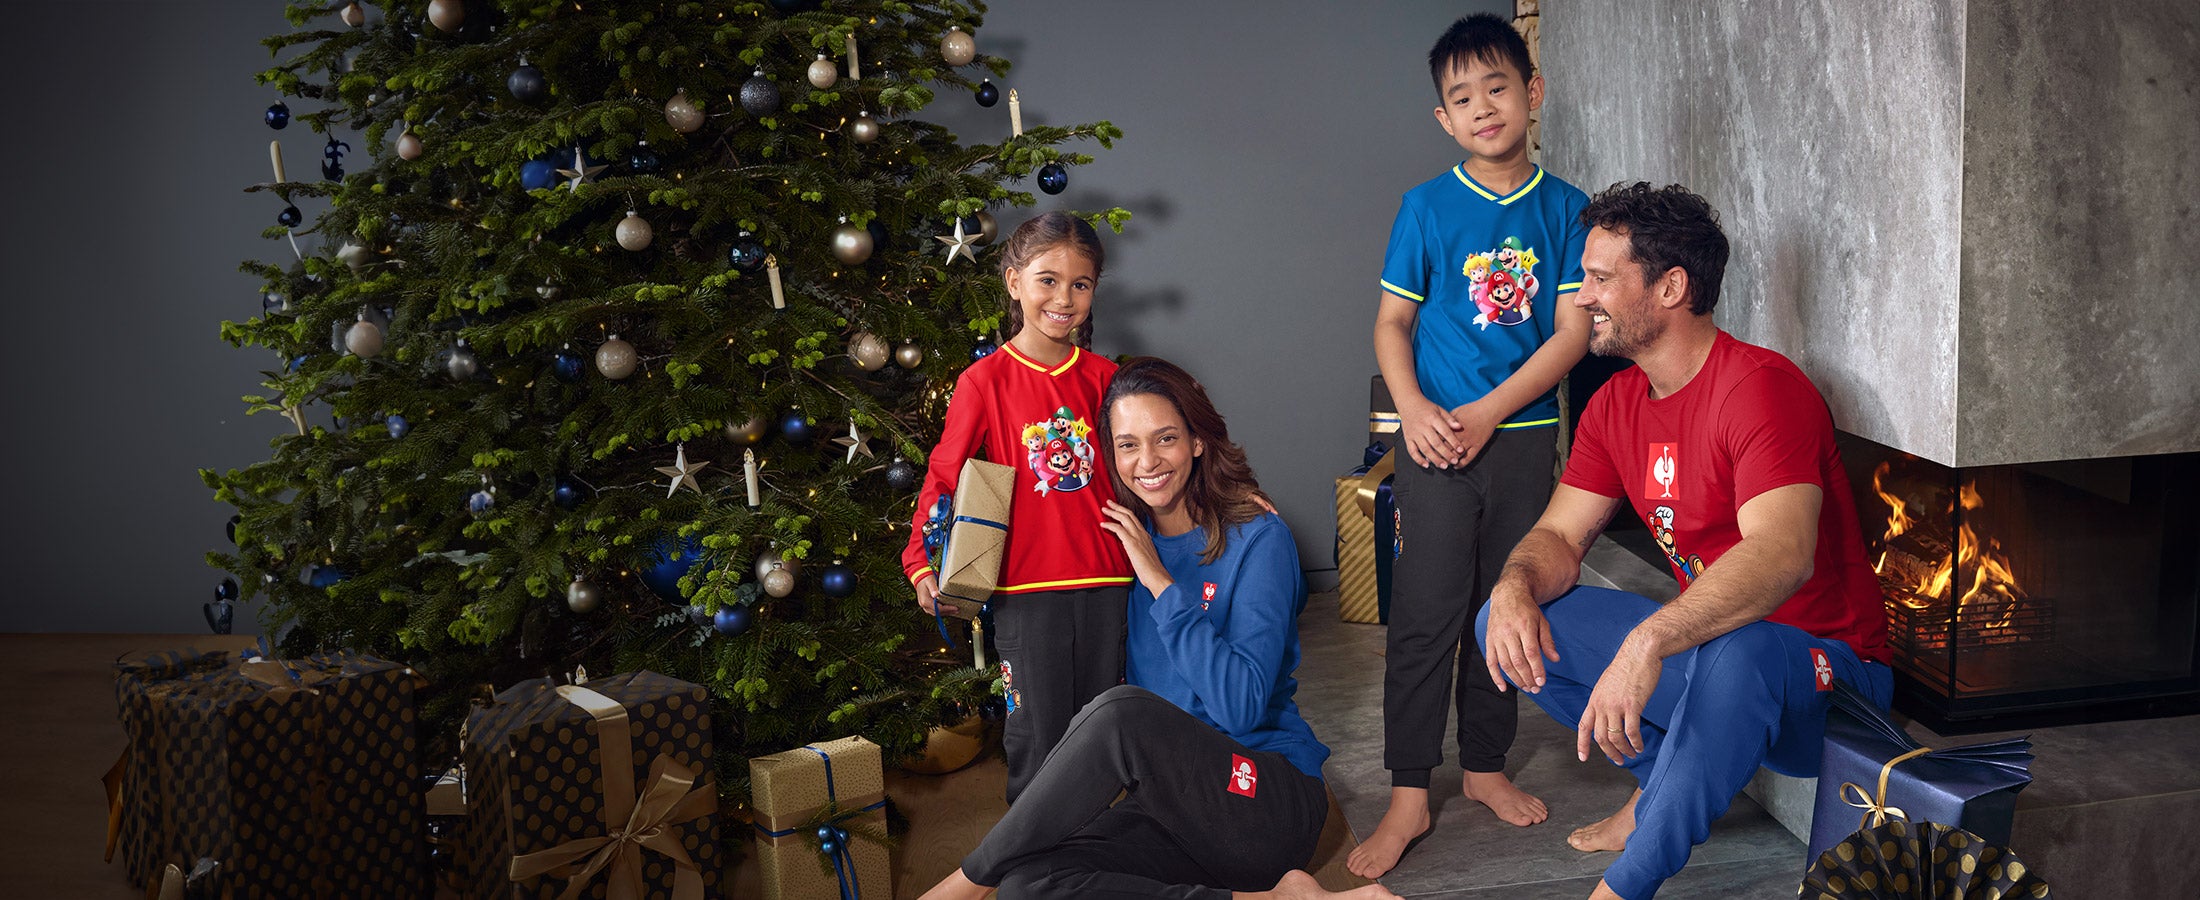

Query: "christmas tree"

xmin=204 ymin=0 xmax=1123 ymax=795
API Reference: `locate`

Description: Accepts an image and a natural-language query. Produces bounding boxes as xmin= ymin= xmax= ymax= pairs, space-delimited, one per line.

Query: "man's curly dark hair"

xmin=1579 ymin=183 xmax=1730 ymax=315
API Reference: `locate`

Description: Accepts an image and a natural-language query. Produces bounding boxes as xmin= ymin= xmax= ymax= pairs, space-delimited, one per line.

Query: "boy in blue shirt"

xmin=1349 ymin=13 xmax=1592 ymax=880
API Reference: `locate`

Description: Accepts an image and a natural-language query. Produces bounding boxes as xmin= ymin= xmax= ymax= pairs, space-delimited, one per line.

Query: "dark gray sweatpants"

xmin=992 ymin=585 xmax=1128 ymax=803
xmin=1382 ymin=424 xmax=1555 ymax=786
xmin=963 ymin=686 xmax=1328 ymax=899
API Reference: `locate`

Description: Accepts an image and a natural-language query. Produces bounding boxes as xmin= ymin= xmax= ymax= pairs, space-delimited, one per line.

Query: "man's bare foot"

xmin=1344 ymin=786 xmax=1430 ymax=879
xmin=1461 ymin=769 xmax=1548 ymax=826
xmin=916 ymin=866 xmax=992 ymax=900
xmin=1567 ymin=789 xmax=1641 ymax=853
xmin=1586 ymin=877 xmax=1625 ymax=899
xmin=1237 ymin=869 xmax=1404 ymax=899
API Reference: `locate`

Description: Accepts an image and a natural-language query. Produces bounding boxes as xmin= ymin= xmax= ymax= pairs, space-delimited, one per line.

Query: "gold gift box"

xmin=750 ymin=735 xmax=893 ymax=900
xmin=934 ymin=458 xmax=1015 ymax=618
xmin=1334 ymin=476 xmax=1383 ymax=624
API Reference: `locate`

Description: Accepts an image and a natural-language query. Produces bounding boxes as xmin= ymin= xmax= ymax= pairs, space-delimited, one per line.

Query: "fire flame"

xmin=1870 ymin=462 xmax=2027 ymax=633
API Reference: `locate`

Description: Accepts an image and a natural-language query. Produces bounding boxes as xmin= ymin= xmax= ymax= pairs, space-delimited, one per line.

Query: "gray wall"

xmin=5 ymin=1 xmax=1508 ymax=632
xmin=1544 ymin=0 xmax=2200 ymax=468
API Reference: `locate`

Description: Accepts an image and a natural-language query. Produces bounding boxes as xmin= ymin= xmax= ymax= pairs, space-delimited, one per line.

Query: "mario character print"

xmin=1024 ymin=405 xmax=1097 ymax=495
xmin=1465 ymin=236 xmax=1541 ymax=329
xmin=1648 ymin=505 xmax=1704 ymax=585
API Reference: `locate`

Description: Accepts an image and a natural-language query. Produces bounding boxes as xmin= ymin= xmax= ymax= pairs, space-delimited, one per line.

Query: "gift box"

xmin=750 ymin=736 xmax=892 ymax=900
xmin=1368 ymin=375 xmax=1399 ymax=450
xmin=1334 ymin=443 xmax=1397 ymax=624
xmin=1807 ymin=680 xmax=2034 ymax=865
xmin=110 ymin=648 xmax=427 ymax=898
xmin=931 ymin=457 xmax=1015 ymax=619
xmin=458 ymin=671 xmax=719 ymax=900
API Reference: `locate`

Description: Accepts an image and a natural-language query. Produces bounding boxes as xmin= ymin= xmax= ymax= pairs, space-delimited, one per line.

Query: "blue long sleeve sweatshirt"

xmin=1125 ymin=512 xmax=1330 ymax=779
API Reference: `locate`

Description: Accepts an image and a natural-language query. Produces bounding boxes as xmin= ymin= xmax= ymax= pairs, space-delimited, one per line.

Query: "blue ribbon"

xmin=952 ymin=514 xmax=1007 ymax=531
xmin=751 ymin=746 xmax=886 ymax=900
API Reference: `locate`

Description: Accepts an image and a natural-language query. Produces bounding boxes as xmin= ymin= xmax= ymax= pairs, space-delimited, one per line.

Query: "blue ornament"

xmin=712 ymin=604 xmax=753 ymax=636
xmin=278 ymin=206 xmax=303 ymax=227
xmin=638 ymin=534 xmax=707 ymax=603
xmin=507 ymin=64 xmax=548 ymax=103
xmin=226 ymin=514 xmax=241 ymax=544
xmin=885 ymin=459 xmax=921 ymax=493
xmin=321 ymin=137 xmax=351 ymax=180
xmin=971 ymin=338 xmax=997 ymax=361
xmin=385 ymin=413 xmax=410 ymax=439
xmin=203 ymin=598 xmax=234 ymax=635
xmin=306 ymin=564 xmax=348 ymax=589
xmin=816 ymin=825 xmax=837 ymax=843
xmin=627 ymin=142 xmax=663 ymax=175
xmin=467 ymin=487 xmax=496 ymax=516
xmin=975 ymin=79 xmax=999 ymax=108
xmin=552 ymin=346 xmax=586 ymax=383
xmin=1036 ymin=162 xmax=1068 ymax=195
xmin=553 ymin=476 xmax=583 ymax=510
xmin=779 ymin=412 xmax=814 ymax=444
xmin=820 ymin=561 xmax=857 ymax=598
xmin=216 ymin=578 xmax=240 ymax=602
xmin=265 ymin=102 xmax=290 ymax=129
xmin=520 ymin=159 xmax=558 ymax=191
xmin=727 ymin=232 xmax=768 ymax=274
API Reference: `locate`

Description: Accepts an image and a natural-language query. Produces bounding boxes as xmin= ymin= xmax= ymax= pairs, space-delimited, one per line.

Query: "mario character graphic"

xmin=1649 ymin=505 xmax=1705 ymax=584
xmin=1466 ymin=237 xmax=1540 ymax=328
xmin=1025 ymin=406 xmax=1097 ymax=495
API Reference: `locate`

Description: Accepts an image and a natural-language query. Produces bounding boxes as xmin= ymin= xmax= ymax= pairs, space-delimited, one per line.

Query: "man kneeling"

xmin=1476 ymin=183 xmax=1892 ymax=900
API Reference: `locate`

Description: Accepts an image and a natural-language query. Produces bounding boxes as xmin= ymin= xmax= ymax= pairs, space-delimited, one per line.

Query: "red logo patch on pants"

xmin=1226 ymin=754 xmax=1258 ymax=798
xmin=1810 ymin=648 xmax=1833 ymax=691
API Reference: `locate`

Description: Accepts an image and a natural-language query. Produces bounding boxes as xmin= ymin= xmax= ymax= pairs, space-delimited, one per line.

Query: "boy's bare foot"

xmin=1238 ymin=869 xmax=1404 ymax=899
xmin=1586 ymin=877 xmax=1626 ymax=899
xmin=1345 ymin=786 xmax=1430 ymax=879
xmin=1567 ymin=788 xmax=1641 ymax=853
xmin=1461 ymin=769 xmax=1548 ymax=826
xmin=917 ymin=867 xmax=993 ymax=900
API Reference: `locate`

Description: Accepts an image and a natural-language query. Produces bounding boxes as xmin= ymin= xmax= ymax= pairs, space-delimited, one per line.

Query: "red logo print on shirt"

xmin=1645 ymin=443 xmax=1679 ymax=500
xmin=1810 ymin=648 xmax=1833 ymax=691
xmin=1201 ymin=582 xmax=1217 ymax=611
xmin=1227 ymin=754 xmax=1258 ymax=798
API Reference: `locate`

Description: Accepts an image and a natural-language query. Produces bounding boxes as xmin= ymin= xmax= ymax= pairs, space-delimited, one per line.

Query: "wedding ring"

xmin=1607 ymin=727 xmax=1623 ymax=733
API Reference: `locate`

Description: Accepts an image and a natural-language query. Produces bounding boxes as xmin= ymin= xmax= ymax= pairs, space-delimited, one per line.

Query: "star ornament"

xmin=833 ymin=417 xmax=876 ymax=464
xmin=655 ymin=443 xmax=712 ymax=497
xmin=934 ymin=217 xmax=979 ymax=266
xmin=555 ymin=147 xmax=607 ymax=193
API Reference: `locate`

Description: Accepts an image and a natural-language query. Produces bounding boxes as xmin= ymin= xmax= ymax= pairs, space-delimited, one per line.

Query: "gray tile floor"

xmin=1297 ymin=538 xmax=1811 ymax=898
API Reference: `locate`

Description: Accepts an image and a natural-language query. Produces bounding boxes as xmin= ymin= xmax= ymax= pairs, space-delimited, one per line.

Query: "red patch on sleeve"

xmin=1226 ymin=754 xmax=1258 ymax=798
xmin=1810 ymin=648 xmax=1833 ymax=691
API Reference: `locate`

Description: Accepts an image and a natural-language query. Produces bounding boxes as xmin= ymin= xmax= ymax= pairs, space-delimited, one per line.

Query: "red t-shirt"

xmin=1563 ymin=331 xmax=1888 ymax=664
xmin=901 ymin=344 xmax=1133 ymax=594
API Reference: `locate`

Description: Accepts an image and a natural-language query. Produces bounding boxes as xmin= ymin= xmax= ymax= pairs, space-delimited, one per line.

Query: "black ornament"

xmin=203 ymin=597 xmax=234 ymax=635
xmin=727 ymin=232 xmax=768 ymax=274
xmin=507 ymin=63 xmax=547 ymax=103
xmin=884 ymin=458 xmax=921 ymax=492
xmin=739 ymin=69 xmax=780 ymax=117
xmin=1037 ymin=162 xmax=1068 ymax=195
xmin=626 ymin=141 xmax=662 ymax=176
xmin=226 ymin=514 xmax=241 ymax=545
xmin=277 ymin=206 xmax=303 ymax=227
xmin=866 ymin=220 xmax=892 ymax=254
xmin=321 ymin=136 xmax=350 ymax=180
xmin=216 ymin=578 xmax=240 ymax=602
xmin=265 ymin=102 xmax=290 ymax=129
xmin=975 ymin=79 xmax=999 ymax=107
xmin=779 ymin=411 xmax=814 ymax=444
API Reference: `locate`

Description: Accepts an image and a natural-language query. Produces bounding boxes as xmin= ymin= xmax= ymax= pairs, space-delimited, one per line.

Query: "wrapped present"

xmin=458 ymin=671 xmax=719 ymax=900
xmin=109 ymin=648 xmax=426 ymax=898
xmin=931 ymin=457 xmax=1015 ymax=619
xmin=1334 ymin=443 xmax=1397 ymax=624
xmin=1803 ymin=816 xmax=2052 ymax=899
xmin=1808 ymin=680 xmax=2034 ymax=865
xmin=1368 ymin=375 xmax=1399 ymax=450
xmin=750 ymin=736 xmax=892 ymax=900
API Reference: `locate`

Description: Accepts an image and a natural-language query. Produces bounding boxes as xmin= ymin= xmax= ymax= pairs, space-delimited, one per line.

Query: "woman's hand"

xmin=1098 ymin=501 xmax=1173 ymax=598
xmin=913 ymin=574 xmax=958 ymax=616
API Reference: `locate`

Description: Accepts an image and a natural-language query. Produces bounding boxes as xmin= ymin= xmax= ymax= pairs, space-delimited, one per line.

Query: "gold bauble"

xmin=724 ymin=416 xmax=768 ymax=446
xmin=849 ymin=332 xmax=890 ymax=371
xmin=395 ymin=130 xmax=423 ymax=161
xmin=664 ymin=90 xmax=704 ymax=134
xmin=974 ymin=210 xmax=999 ymax=245
xmin=902 ymin=715 xmax=986 ymax=775
xmin=762 ymin=567 xmax=795 ymax=598
xmin=894 ymin=341 xmax=925 ymax=369
xmin=344 ymin=319 xmax=384 ymax=359
xmin=427 ymin=0 xmax=464 ymax=32
xmin=807 ymin=53 xmax=838 ymax=89
xmin=595 ymin=335 xmax=638 ymax=380
xmin=849 ymin=111 xmax=880 ymax=145
xmin=940 ymin=27 xmax=977 ymax=67
xmin=830 ymin=219 xmax=874 ymax=265
xmin=616 ymin=211 xmax=653 ymax=251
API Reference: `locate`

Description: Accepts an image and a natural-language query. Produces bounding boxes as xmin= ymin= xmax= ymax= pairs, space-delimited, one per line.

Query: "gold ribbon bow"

xmin=1841 ymin=746 xmax=1932 ymax=830
xmin=507 ymin=684 xmax=717 ymax=900
xmin=1353 ymin=449 xmax=1396 ymax=519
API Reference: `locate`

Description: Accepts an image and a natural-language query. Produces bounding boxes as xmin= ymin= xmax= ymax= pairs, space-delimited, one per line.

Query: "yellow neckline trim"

xmin=1453 ymin=164 xmax=1544 ymax=206
xmin=1002 ymin=342 xmax=1081 ymax=376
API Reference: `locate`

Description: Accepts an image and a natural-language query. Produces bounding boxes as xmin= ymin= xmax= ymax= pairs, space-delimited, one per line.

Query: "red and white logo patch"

xmin=1645 ymin=443 xmax=1679 ymax=500
xmin=1226 ymin=754 xmax=1258 ymax=798
xmin=1810 ymin=648 xmax=1833 ymax=691
xmin=1201 ymin=582 xmax=1218 ymax=611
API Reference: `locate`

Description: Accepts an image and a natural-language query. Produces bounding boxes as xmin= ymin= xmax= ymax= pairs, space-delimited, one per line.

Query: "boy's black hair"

xmin=1579 ymin=183 xmax=1730 ymax=315
xmin=1428 ymin=13 xmax=1535 ymax=95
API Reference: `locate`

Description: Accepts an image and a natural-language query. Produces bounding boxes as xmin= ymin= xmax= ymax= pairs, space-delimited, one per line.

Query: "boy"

xmin=1347 ymin=13 xmax=1592 ymax=880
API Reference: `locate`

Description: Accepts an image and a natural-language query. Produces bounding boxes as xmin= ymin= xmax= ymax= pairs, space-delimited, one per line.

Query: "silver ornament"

xmin=446 ymin=340 xmax=479 ymax=381
xmin=754 ymin=548 xmax=802 ymax=582
xmin=724 ymin=416 xmax=767 ymax=445
xmin=567 ymin=577 xmax=601 ymax=613
xmin=849 ymin=332 xmax=890 ymax=371
xmin=807 ymin=53 xmax=838 ymax=89
xmin=974 ymin=210 xmax=999 ymax=245
xmin=345 ymin=318 xmax=384 ymax=358
xmin=762 ymin=567 xmax=795 ymax=598
xmin=340 ymin=2 xmax=365 ymax=28
xmin=428 ymin=0 xmax=463 ymax=32
xmin=664 ymin=90 xmax=704 ymax=133
xmin=940 ymin=27 xmax=977 ymax=67
xmin=829 ymin=218 xmax=874 ymax=265
xmin=536 ymin=282 xmax=562 ymax=300
xmin=396 ymin=130 xmax=423 ymax=160
xmin=337 ymin=242 xmax=371 ymax=275
xmin=616 ymin=211 xmax=653 ymax=251
xmin=895 ymin=341 xmax=925 ymax=369
xmin=596 ymin=335 xmax=638 ymax=380
xmin=849 ymin=111 xmax=880 ymax=145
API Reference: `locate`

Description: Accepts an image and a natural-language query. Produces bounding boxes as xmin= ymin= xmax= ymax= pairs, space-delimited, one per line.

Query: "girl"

xmin=900 ymin=211 xmax=1132 ymax=803
xmin=920 ymin=358 xmax=1397 ymax=900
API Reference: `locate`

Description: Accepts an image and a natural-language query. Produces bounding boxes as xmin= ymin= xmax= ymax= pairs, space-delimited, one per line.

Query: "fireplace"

xmin=1836 ymin=433 xmax=2200 ymax=731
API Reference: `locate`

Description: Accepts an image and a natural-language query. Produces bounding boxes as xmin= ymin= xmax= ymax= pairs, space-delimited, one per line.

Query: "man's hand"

xmin=1482 ymin=588 xmax=1557 ymax=693
xmin=1447 ymin=397 xmax=1503 ymax=467
xmin=1398 ymin=397 xmax=1464 ymax=469
xmin=1577 ymin=641 xmax=1660 ymax=764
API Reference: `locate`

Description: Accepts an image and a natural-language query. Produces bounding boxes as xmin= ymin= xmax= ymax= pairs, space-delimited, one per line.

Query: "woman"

xmin=921 ymin=358 xmax=1397 ymax=900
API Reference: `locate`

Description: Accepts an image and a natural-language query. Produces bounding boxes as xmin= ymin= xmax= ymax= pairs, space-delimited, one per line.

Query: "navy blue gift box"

xmin=1808 ymin=680 xmax=2035 ymax=864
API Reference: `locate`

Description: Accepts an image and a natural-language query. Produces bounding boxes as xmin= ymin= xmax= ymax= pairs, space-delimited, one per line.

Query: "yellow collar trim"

xmin=1002 ymin=343 xmax=1081 ymax=376
xmin=1453 ymin=164 xmax=1544 ymax=206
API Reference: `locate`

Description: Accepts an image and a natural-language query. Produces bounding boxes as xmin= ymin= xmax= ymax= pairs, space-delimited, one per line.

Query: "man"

xmin=1475 ymin=182 xmax=1892 ymax=900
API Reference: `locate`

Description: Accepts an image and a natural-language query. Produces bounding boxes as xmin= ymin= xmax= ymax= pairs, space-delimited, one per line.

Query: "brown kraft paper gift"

xmin=933 ymin=457 xmax=1015 ymax=619
xmin=748 ymin=735 xmax=892 ymax=900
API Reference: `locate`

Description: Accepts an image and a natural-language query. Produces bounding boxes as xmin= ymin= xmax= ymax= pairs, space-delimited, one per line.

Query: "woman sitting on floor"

xmin=921 ymin=357 xmax=1398 ymax=900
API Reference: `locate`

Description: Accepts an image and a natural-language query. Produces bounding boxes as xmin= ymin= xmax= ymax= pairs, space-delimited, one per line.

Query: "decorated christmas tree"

xmin=204 ymin=0 xmax=1123 ymax=794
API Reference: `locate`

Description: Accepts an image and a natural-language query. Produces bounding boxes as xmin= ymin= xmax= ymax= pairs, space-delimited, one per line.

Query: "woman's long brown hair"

xmin=1098 ymin=357 xmax=1272 ymax=565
